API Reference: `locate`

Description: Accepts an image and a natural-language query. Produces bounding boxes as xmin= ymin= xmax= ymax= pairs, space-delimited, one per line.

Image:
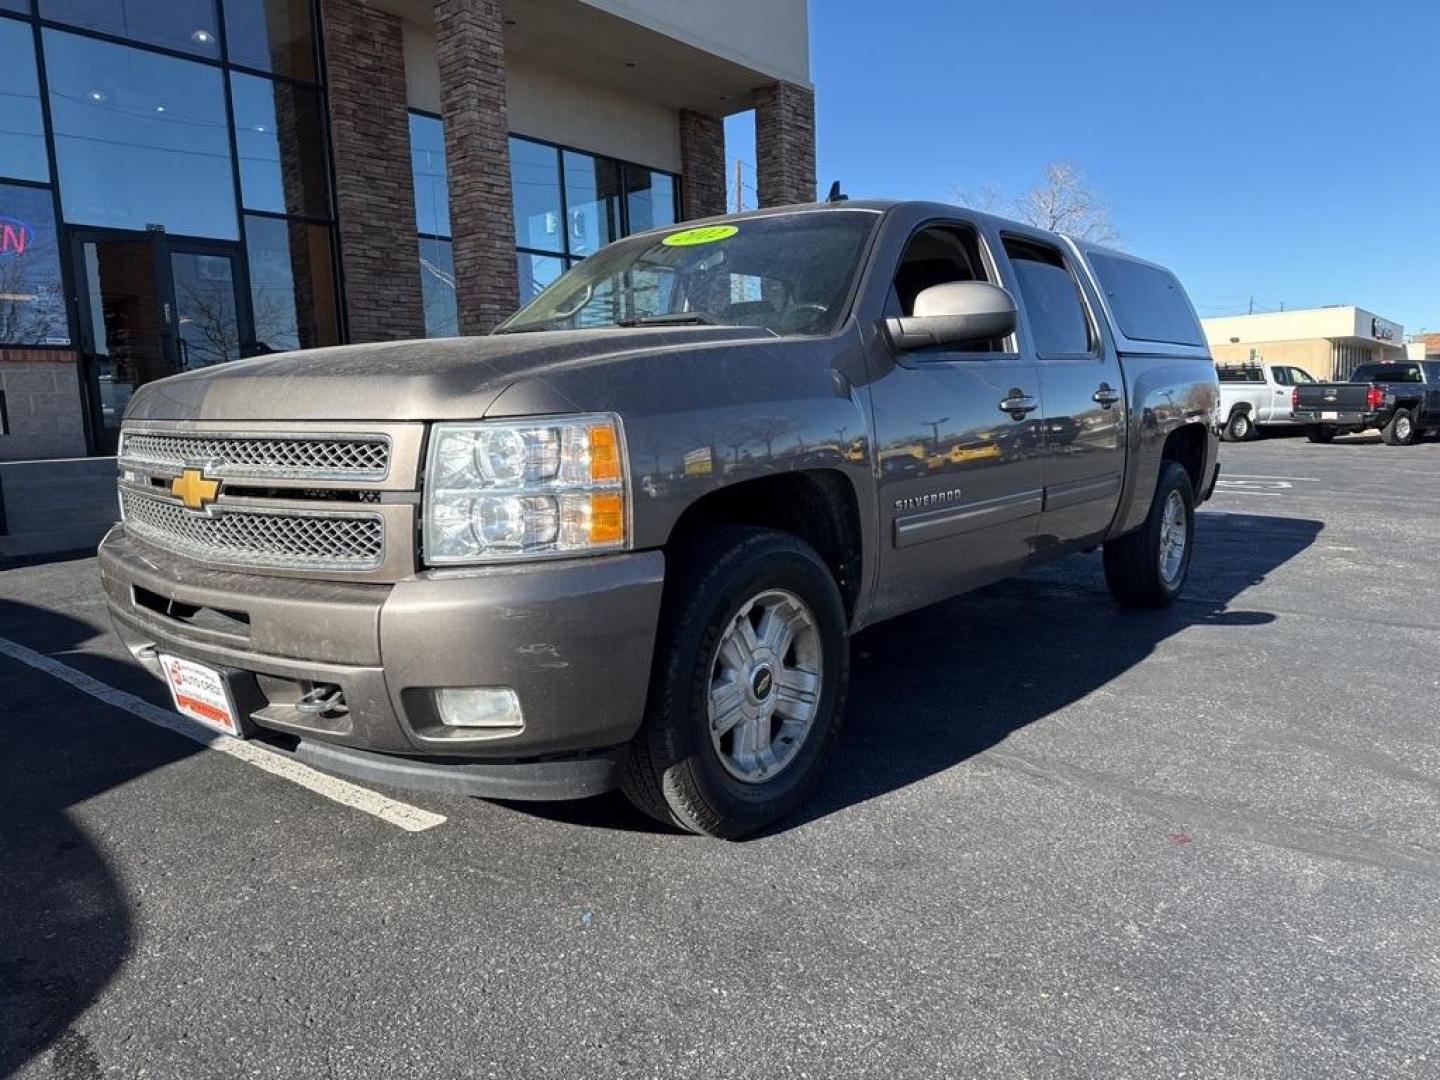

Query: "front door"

xmin=73 ymin=230 xmax=251 ymax=453
xmin=867 ymin=222 xmax=1045 ymax=620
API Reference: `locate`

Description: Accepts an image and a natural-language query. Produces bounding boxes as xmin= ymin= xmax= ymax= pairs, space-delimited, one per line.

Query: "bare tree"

xmin=953 ymin=160 xmax=1121 ymax=245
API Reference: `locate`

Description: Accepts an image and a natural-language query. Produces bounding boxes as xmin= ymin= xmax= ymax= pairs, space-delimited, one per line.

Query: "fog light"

xmin=435 ymin=687 xmax=524 ymax=730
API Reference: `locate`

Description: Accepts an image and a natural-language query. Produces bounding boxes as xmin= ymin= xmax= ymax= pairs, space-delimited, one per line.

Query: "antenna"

xmin=826 ymin=180 xmax=848 ymax=203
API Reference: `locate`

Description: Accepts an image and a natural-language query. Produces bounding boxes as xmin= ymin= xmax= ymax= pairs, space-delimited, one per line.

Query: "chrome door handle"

xmin=998 ymin=394 xmax=1037 ymax=416
xmin=1092 ymin=385 xmax=1122 ymax=408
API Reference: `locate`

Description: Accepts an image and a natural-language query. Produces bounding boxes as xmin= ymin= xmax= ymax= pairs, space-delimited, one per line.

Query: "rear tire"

xmin=1305 ymin=424 xmax=1335 ymax=444
xmin=1223 ymin=409 xmax=1256 ymax=442
xmin=1381 ymin=408 xmax=1419 ymax=446
xmin=1103 ymin=462 xmax=1195 ymax=610
xmin=620 ymin=526 xmax=849 ymax=839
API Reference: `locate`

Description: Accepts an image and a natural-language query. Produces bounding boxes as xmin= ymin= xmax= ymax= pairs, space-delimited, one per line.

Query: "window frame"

xmin=884 ymin=216 xmax=1023 ymax=367
xmin=997 ymin=230 xmax=1102 ymax=364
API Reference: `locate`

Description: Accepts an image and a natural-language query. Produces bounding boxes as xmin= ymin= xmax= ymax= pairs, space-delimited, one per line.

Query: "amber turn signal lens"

xmin=588 ymin=424 xmax=621 ymax=482
xmin=588 ymin=492 xmax=624 ymax=544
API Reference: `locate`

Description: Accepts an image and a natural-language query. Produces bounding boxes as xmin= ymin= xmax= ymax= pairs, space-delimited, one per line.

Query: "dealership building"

xmin=0 ymin=0 xmax=815 ymax=480
xmin=1202 ymin=306 xmax=1406 ymax=382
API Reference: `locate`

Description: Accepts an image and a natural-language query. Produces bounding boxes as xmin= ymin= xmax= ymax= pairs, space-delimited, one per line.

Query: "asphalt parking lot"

xmin=3 ymin=430 xmax=1438 ymax=1080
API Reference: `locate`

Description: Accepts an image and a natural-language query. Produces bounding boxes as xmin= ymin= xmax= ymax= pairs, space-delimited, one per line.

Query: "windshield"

xmin=497 ymin=211 xmax=877 ymax=336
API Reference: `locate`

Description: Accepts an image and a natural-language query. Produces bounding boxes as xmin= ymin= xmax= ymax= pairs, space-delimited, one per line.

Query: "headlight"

xmin=423 ymin=414 xmax=627 ymax=565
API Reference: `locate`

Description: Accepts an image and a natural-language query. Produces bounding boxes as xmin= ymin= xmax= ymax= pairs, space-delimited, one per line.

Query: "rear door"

xmin=997 ymin=231 xmax=1125 ymax=548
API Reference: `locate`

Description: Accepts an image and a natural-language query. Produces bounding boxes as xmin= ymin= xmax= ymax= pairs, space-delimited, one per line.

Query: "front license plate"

xmin=159 ymin=654 xmax=242 ymax=736
xmin=1321 ymin=411 xmax=1339 ymax=420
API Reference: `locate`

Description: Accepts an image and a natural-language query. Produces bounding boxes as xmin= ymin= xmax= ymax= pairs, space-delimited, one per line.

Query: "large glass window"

xmin=244 ymin=213 xmax=337 ymax=353
xmin=0 ymin=183 xmax=70 ymax=346
xmin=40 ymin=0 xmax=222 ymax=57
xmin=1 ymin=1 xmax=31 ymax=13
xmin=45 ymin=29 xmax=238 ymax=238
xmin=224 ymin=0 xmax=315 ymax=81
xmin=624 ymin=167 xmax=676 ymax=234
xmin=510 ymin=137 xmax=563 ymax=254
xmin=563 ymin=150 xmax=621 ymax=258
xmin=418 ymin=236 xmax=456 ymax=339
xmin=0 ymin=18 xmax=49 ymax=183
xmin=231 ymin=72 xmax=328 ymax=218
xmin=410 ymin=113 xmax=449 ymax=239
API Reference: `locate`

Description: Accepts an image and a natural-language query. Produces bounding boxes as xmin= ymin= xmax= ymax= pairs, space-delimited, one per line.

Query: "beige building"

xmin=1203 ymin=306 xmax=1405 ymax=381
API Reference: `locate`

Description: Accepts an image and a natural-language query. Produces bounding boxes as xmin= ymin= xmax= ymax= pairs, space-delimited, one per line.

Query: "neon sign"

xmin=0 ymin=216 xmax=32 ymax=257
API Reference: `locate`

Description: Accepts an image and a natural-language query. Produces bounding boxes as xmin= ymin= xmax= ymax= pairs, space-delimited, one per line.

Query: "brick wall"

xmin=754 ymin=81 xmax=816 ymax=208
xmin=321 ymin=0 xmax=425 ymax=342
xmin=679 ymin=109 xmax=727 ymax=220
xmin=0 ymin=350 xmax=88 ymax=462
xmin=435 ymin=0 xmax=519 ymax=334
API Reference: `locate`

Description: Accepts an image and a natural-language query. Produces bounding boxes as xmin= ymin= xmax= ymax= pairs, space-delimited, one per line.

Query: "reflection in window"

xmin=0 ymin=18 xmax=49 ymax=183
xmin=517 ymin=252 xmax=564 ymax=305
xmin=244 ymin=213 xmax=337 ymax=353
xmin=171 ymin=250 xmax=239 ymax=369
xmin=510 ymin=137 xmax=562 ymax=252
xmin=419 ymin=236 xmax=457 ymax=337
xmin=0 ymin=183 xmax=70 ymax=346
xmin=224 ymin=0 xmax=316 ymax=81
xmin=40 ymin=0 xmax=222 ymax=57
xmin=231 ymin=72 xmax=328 ymax=218
xmin=410 ymin=113 xmax=449 ymax=238
xmin=0 ymin=0 xmax=29 ymax=12
xmin=624 ymin=168 xmax=676 ymax=233
xmin=563 ymin=151 xmax=621 ymax=257
xmin=45 ymin=30 xmax=238 ymax=238
xmin=1003 ymin=238 xmax=1092 ymax=355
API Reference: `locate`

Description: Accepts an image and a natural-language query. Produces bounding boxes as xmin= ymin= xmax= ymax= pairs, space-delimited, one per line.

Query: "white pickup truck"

xmin=1216 ymin=361 xmax=1317 ymax=441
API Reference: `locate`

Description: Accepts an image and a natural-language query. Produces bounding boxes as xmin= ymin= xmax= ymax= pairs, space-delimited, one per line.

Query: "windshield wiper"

xmin=612 ymin=313 xmax=719 ymax=328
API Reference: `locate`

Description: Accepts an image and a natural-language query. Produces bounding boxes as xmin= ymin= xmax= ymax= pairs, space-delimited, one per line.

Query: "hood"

xmin=123 ymin=326 xmax=774 ymax=423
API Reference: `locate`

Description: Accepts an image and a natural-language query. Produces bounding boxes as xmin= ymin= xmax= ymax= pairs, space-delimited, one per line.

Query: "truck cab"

xmin=1216 ymin=361 xmax=1317 ymax=441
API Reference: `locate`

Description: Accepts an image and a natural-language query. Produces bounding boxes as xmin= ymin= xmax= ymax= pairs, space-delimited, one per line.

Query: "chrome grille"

xmin=120 ymin=431 xmax=390 ymax=481
xmin=120 ymin=489 xmax=385 ymax=572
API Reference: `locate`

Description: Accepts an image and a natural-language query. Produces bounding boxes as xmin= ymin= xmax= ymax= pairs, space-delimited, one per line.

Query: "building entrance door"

xmin=72 ymin=230 xmax=253 ymax=454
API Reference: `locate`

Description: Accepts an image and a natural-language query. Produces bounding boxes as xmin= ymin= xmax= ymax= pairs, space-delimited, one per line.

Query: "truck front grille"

xmin=120 ymin=489 xmax=386 ymax=572
xmin=120 ymin=431 xmax=390 ymax=481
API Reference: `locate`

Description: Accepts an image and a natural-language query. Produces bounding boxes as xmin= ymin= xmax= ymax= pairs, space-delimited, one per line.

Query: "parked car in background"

xmin=99 ymin=201 xmax=1220 ymax=838
xmin=1291 ymin=360 xmax=1440 ymax=444
xmin=1216 ymin=361 xmax=1316 ymax=441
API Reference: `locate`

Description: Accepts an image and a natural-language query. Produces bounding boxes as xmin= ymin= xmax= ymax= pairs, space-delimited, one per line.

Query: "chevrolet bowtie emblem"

xmin=171 ymin=468 xmax=220 ymax=510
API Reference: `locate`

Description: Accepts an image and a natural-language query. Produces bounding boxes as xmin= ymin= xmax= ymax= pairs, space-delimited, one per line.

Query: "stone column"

xmin=754 ymin=81 xmax=816 ymax=208
xmin=321 ymin=0 xmax=425 ymax=342
xmin=434 ymin=0 xmax=519 ymax=334
xmin=678 ymin=109 xmax=727 ymax=219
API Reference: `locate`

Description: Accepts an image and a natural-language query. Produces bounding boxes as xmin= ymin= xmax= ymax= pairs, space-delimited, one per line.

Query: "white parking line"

xmin=0 ymin=635 xmax=446 ymax=833
xmin=1222 ymin=474 xmax=1322 ymax=482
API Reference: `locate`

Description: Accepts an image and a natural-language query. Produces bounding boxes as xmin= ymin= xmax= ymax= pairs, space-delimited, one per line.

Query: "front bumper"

xmin=99 ymin=526 xmax=666 ymax=798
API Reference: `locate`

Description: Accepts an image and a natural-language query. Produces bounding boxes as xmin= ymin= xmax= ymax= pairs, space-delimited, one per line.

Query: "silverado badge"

xmin=171 ymin=468 xmax=221 ymax=510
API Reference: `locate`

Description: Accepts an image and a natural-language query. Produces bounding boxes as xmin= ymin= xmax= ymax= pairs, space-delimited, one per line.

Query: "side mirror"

xmin=883 ymin=281 xmax=1018 ymax=352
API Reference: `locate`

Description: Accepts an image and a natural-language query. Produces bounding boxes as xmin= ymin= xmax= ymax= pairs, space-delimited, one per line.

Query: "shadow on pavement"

xmin=0 ymin=599 xmax=199 ymax=1078
xmin=511 ymin=511 xmax=1322 ymax=837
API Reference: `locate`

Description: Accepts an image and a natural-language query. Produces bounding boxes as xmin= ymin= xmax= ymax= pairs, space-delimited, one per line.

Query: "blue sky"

xmin=727 ymin=0 xmax=1439 ymax=332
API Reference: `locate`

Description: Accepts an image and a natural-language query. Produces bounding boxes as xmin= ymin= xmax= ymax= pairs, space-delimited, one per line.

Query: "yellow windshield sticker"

xmin=661 ymin=224 xmax=738 ymax=247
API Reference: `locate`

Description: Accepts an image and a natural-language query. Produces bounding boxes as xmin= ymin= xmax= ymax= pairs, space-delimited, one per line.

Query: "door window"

xmin=1002 ymin=237 xmax=1093 ymax=357
xmin=1289 ymin=367 xmax=1316 ymax=384
xmin=886 ymin=224 xmax=1004 ymax=353
xmin=171 ymin=251 xmax=241 ymax=369
xmin=1271 ymin=367 xmax=1292 ymax=386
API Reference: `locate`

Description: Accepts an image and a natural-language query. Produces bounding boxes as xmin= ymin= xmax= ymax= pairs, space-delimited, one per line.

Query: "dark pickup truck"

xmin=1292 ymin=361 xmax=1440 ymax=444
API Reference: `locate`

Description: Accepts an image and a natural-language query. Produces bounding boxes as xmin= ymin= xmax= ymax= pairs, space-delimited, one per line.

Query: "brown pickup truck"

xmin=100 ymin=201 xmax=1220 ymax=837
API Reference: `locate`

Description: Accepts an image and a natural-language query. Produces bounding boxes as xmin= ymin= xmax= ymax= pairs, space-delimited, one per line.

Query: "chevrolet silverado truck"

xmin=1292 ymin=360 xmax=1440 ymax=444
xmin=99 ymin=201 xmax=1220 ymax=838
xmin=1216 ymin=360 xmax=1316 ymax=441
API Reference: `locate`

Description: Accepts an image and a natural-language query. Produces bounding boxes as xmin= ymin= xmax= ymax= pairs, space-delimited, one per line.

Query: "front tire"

xmin=1224 ymin=409 xmax=1256 ymax=442
xmin=1305 ymin=424 xmax=1335 ymax=443
xmin=1381 ymin=408 xmax=1419 ymax=446
xmin=1103 ymin=462 xmax=1195 ymax=609
xmin=620 ymin=526 xmax=849 ymax=838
